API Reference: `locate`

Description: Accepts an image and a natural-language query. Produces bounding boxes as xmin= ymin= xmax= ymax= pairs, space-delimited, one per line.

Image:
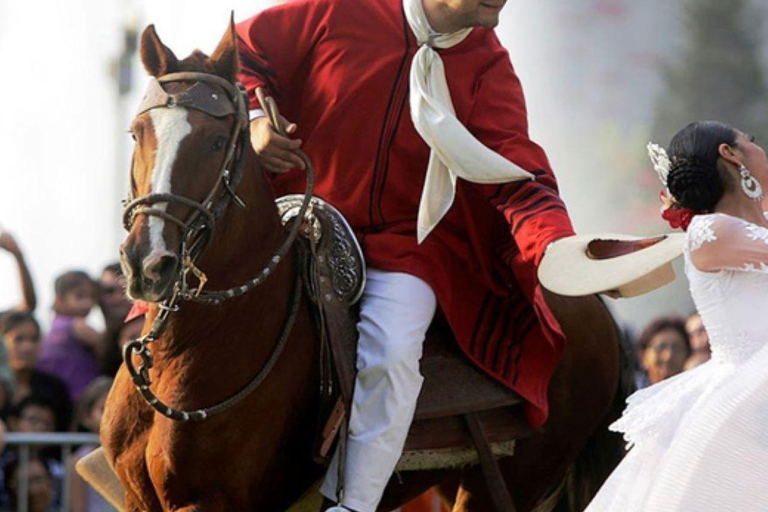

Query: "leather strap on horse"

xmin=186 ymin=88 xmax=316 ymax=305
xmin=464 ymin=413 xmax=518 ymax=512
xmin=124 ymin=267 xmax=303 ymax=422
xmin=304 ymin=204 xmax=351 ymax=501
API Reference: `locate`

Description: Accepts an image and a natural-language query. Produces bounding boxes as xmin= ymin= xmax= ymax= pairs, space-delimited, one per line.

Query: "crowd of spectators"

xmin=630 ymin=312 xmax=711 ymax=389
xmin=0 ymin=230 xmax=131 ymax=512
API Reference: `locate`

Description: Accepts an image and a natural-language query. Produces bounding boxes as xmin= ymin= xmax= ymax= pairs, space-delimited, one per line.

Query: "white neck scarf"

xmin=404 ymin=0 xmax=534 ymax=243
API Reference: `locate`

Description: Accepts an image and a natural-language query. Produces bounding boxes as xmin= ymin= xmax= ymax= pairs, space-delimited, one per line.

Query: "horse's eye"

xmin=128 ymin=130 xmax=137 ymax=142
xmin=211 ymin=136 xmax=227 ymax=152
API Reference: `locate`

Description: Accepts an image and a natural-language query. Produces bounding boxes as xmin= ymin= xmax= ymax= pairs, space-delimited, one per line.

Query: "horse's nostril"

xmin=159 ymin=255 xmax=178 ymax=279
xmin=143 ymin=253 xmax=178 ymax=282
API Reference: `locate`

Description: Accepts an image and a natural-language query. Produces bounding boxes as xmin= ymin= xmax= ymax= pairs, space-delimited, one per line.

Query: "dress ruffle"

xmin=587 ymin=342 xmax=768 ymax=512
xmin=609 ymin=361 xmax=730 ymax=449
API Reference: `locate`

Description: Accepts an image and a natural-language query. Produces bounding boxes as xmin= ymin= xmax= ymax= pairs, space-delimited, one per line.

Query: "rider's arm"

xmin=467 ymin=42 xmax=574 ymax=267
xmin=237 ymin=1 xmax=333 ymax=172
xmin=235 ymin=0 xmax=336 ymax=110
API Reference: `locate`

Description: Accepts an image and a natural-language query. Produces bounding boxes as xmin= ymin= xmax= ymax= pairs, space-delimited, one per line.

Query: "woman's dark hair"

xmin=0 ymin=310 xmax=40 ymax=338
xmin=666 ymin=121 xmax=739 ymax=212
xmin=54 ymin=270 xmax=95 ymax=297
xmin=637 ymin=315 xmax=691 ymax=357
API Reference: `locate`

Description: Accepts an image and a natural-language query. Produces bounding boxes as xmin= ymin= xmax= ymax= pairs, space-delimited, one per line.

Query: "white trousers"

xmin=320 ymin=268 xmax=437 ymax=512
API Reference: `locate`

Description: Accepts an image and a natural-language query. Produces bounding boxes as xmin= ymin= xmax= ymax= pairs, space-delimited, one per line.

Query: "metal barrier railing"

xmin=4 ymin=432 xmax=101 ymax=512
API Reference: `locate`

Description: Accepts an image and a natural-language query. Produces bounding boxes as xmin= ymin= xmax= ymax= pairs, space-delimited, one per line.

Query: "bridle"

xmin=125 ymin=72 xmax=249 ymax=266
xmin=122 ymin=72 xmax=315 ymax=421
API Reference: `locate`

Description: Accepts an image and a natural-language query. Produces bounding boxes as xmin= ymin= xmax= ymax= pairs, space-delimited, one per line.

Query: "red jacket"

xmin=236 ymin=0 xmax=575 ymax=427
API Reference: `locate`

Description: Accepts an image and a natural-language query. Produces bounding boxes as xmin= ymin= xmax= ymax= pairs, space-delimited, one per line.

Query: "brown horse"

xmin=103 ymin=21 xmax=632 ymax=512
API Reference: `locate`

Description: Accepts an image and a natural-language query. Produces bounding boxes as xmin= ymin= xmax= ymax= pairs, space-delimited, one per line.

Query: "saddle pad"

xmin=415 ymin=316 xmax=524 ymax=421
xmin=76 ymin=450 xmax=126 ymax=512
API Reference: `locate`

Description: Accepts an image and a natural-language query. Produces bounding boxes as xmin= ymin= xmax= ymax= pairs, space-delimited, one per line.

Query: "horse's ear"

xmin=140 ymin=25 xmax=178 ymax=78
xmin=210 ymin=14 xmax=240 ymax=82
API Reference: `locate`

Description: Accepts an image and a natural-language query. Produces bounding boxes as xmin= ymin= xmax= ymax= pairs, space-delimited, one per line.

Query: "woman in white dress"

xmin=586 ymin=121 xmax=768 ymax=512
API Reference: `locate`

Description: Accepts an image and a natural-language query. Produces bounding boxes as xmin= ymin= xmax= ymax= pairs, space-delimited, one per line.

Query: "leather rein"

xmin=122 ymin=73 xmax=315 ymax=422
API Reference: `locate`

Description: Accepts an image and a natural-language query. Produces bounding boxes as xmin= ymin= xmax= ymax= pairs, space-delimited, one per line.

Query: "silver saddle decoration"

xmin=276 ymin=195 xmax=366 ymax=305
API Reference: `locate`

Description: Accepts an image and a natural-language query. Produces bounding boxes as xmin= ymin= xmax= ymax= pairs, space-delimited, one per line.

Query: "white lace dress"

xmin=586 ymin=213 xmax=768 ymax=512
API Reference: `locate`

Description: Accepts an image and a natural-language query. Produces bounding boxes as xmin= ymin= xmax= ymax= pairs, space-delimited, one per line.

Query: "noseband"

xmin=122 ymin=72 xmax=315 ymax=422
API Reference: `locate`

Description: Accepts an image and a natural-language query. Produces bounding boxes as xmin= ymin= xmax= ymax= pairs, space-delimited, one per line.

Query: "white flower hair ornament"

xmin=647 ymin=142 xmax=671 ymax=188
xmin=647 ymin=142 xmax=695 ymax=230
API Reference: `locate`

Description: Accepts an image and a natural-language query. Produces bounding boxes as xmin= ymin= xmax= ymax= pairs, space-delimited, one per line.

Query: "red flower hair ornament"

xmin=659 ymin=190 xmax=695 ymax=231
xmin=648 ymin=143 xmax=697 ymax=232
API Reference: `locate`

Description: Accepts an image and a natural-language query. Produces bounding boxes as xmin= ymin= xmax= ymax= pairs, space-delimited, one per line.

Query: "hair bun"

xmin=666 ymin=157 xmax=724 ymax=212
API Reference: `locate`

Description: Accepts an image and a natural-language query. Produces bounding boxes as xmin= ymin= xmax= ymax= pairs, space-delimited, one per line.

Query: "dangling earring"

xmin=740 ymin=164 xmax=764 ymax=201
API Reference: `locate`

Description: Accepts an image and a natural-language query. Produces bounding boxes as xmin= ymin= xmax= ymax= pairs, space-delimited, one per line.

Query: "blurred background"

xmin=0 ymin=1 xmax=766 ymax=511
xmin=0 ymin=0 xmax=767 ymax=332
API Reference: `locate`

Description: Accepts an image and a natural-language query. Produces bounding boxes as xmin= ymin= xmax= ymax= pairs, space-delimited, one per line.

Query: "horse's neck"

xmin=151 ymin=153 xmax=299 ymax=381
xmin=197 ymin=153 xmax=286 ymax=288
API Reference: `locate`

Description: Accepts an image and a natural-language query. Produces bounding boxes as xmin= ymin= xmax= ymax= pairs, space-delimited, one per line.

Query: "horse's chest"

xmin=144 ymin=422 xmax=244 ymax=506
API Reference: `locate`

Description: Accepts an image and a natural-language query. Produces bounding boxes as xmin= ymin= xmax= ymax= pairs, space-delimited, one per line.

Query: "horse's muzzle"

xmin=120 ymin=244 xmax=179 ymax=302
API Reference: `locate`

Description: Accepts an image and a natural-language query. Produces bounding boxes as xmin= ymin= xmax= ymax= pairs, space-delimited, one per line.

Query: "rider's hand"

xmin=249 ymin=116 xmax=306 ymax=174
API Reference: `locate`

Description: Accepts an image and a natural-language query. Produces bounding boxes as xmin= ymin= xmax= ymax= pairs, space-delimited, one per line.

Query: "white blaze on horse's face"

xmin=144 ymin=107 xmax=192 ymax=278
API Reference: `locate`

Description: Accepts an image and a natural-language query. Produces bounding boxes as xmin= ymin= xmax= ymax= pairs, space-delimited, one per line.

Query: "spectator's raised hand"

xmin=0 ymin=230 xmax=36 ymax=312
xmin=0 ymin=230 xmax=21 ymax=256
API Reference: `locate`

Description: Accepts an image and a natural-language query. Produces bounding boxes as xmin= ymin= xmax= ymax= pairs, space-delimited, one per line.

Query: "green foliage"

xmin=653 ymin=0 xmax=768 ymax=143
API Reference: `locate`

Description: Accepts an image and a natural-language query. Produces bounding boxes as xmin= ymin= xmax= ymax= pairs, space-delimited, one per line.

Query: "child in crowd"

xmin=0 ymin=312 xmax=71 ymax=430
xmin=10 ymin=395 xmax=58 ymax=434
xmin=37 ymin=271 xmax=103 ymax=402
xmin=69 ymin=377 xmax=115 ymax=512
xmin=5 ymin=394 xmax=65 ymax=509
xmin=3 ymin=454 xmax=55 ymax=512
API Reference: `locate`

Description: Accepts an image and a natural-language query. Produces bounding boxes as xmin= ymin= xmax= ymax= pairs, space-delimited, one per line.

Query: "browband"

xmin=135 ymin=78 xmax=237 ymax=119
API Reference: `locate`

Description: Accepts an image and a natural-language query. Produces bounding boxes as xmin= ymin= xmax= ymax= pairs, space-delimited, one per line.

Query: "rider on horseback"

xmin=237 ymin=0 xmax=575 ymax=510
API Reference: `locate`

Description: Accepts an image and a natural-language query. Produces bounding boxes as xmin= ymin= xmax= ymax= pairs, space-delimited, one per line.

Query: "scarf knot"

xmin=403 ymin=0 xmax=534 ymax=243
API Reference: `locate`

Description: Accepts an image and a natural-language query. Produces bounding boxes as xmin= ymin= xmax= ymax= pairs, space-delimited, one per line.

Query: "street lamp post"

xmin=111 ymin=12 xmax=139 ymax=257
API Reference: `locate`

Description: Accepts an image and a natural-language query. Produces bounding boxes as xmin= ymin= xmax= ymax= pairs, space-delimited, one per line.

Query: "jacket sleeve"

xmin=467 ymin=42 xmax=574 ymax=267
xmin=236 ymin=0 xmax=335 ymax=110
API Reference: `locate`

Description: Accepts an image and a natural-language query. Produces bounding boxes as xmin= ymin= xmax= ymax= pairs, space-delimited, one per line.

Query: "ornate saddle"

xmin=277 ymin=195 xmax=532 ymax=472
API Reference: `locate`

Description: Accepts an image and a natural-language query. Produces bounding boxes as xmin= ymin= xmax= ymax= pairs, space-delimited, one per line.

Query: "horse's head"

xmin=121 ymin=21 xmax=245 ymax=302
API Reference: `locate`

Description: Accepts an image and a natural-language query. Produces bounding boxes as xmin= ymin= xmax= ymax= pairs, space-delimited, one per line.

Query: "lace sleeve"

xmin=688 ymin=214 xmax=768 ymax=273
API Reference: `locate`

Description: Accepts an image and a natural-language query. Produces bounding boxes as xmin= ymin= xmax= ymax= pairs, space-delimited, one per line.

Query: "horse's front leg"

xmin=116 ymin=448 xmax=164 ymax=512
xmin=102 ymin=367 xmax=163 ymax=512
